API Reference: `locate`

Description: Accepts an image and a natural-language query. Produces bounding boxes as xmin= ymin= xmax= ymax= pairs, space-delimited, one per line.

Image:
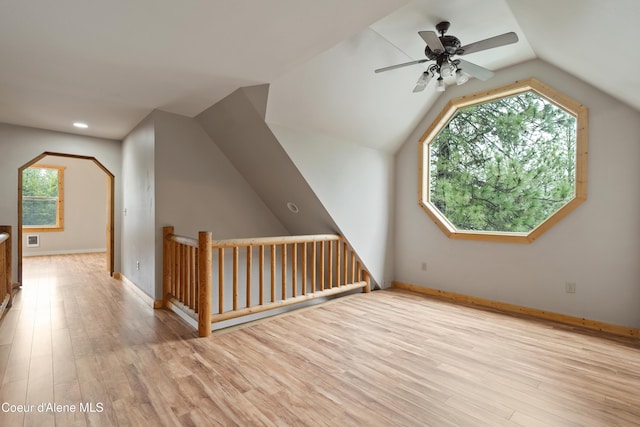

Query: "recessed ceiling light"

xmin=73 ymin=122 xmax=88 ymax=129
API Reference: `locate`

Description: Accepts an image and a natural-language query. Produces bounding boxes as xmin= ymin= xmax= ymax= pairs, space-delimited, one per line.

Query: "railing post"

xmin=198 ymin=231 xmax=213 ymax=337
xmin=162 ymin=226 xmax=174 ymax=309
xmin=0 ymin=225 xmax=12 ymax=308
xmin=362 ymin=270 xmax=371 ymax=293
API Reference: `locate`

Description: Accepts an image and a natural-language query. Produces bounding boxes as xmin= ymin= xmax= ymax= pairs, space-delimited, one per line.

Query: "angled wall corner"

xmin=195 ymin=85 xmax=338 ymax=236
xmin=240 ymin=84 xmax=270 ymax=120
xmin=195 ymin=85 xmax=387 ymax=287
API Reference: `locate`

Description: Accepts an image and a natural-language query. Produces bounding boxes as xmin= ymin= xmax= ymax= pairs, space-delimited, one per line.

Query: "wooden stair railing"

xmin=0 ymin=225 xmax=14 ymax=313
xmin=162 ymin=226 xmax=371 ymax=337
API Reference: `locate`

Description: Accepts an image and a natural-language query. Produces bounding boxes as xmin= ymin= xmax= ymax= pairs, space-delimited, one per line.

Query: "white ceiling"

xmin=0 ymin=0 xmax=404 ymax=139
xmin=267 ymin=0 xmax=536 ymax=151
xmin=1 ymin=0 xmax=639 ymax=152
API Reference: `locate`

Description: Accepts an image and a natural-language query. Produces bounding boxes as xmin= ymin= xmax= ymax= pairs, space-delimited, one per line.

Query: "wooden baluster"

xmin=320 ymin=241 xmax=325 ymax=291
xmin=176 ymin=244 xmax=181 ymax=302
xmin=327 ymin=240 xmax=332 ymax=290
xmin=336 ymin=239 xmax=341 ymax=288
xmin=233 ymin=246 xmax=239 ymax=311
xmin=168 ymin=240 xmax=173 ymax=298
xmin=181 ymin=244 xmax=188 ymax=304
xmin=342 ymin=241 xmax=348 ymax=286
xmin=194 ymin=250 xmax=199 ymax=313
xmin=302 ymin=242 xmax=307 ymax=296
xmin=356 ymin=261 xmax=362 ymax=282
xmin=167 ymin=240 xmax=173 ymax=298
xmin=190 ymin=246 xmax=195 ymax=305
xmin=292 ymin=243 xmax=297 ymax=298
xmin=350 ymin=247 xmax=355 ymax=284
xmin=281 ymin=244 xmax=287 ymax=300
xmin=172 ymin=241 xmax=179 ymax=299
xmin=186 ymin=246 xmax=192 ymax=308
xmin=198 ymin=231 xmax=212 ymax=337
xmin=185 ymin=244 xmax=190 ymax=302
xmin=177 ymin=244 xmax=182 ymax=298
xmin=270 ymin=244 xmax=276 ymax=303
xmin=246 ymin=246 xmax=252 ymax=308
xmin=177 ymin=244 xmax=182 ymax=303
xmin=218 ymin=248 xmax=224 ymax=314
xmin=169 ymin=240 xmax=174 ymax=298
xmin=186 ymin=245 xmax=191 ymax=303
xmin=184 ymin=244 xmax=190 ymax=303
xmin=259 ymin=245 xmax=265 ymax=305
xmin=311 ymin=241 xmax=317 ymax=293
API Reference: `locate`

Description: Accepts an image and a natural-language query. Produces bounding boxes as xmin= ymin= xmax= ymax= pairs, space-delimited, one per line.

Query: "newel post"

xmin=161 ymin=226 xmax=174 ymax=309
xmin=198 ymin=231 xmax=213 ymax=337
xmin=362 ymin=270 xmax=371 ymax=293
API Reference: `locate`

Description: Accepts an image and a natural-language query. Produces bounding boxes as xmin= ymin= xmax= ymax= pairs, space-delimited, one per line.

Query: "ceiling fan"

xmin=375 ymin=21 xmax=518 ymax=92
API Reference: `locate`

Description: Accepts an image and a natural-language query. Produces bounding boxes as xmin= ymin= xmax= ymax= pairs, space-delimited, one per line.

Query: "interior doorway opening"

xmin=18 ymin=151 xmax=115 ymax=284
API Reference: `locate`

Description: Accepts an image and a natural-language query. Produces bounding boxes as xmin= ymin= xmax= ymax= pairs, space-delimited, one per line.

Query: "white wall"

xmin=154 ymin=110 xmax=288 ymax=240
xmin=198 ymin=86 xmax=395 ymax=287
xmin=0 ymin=122 xmax=122 ymax=280
xmin=121 ymin=115 xmax=156 ymax=297
xmin=270 ymin=124 xmax=395 ymax=287
xmin=394 ymin=59 xmax=640 ymax=328
xmin=154 ymin=110 xmax=288 ymax=298
xmin=121 ymin=110 xmax=290 ymax=299
xmin=23 ymin=155 xmax=107 ymax=256
xmin=196 ymin=86 xmax=340 ymax=237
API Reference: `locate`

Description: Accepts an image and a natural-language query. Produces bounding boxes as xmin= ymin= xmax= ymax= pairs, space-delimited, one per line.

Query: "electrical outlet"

xmin=421 ymin=262 xmax=427 ymax=271
xmin=136 ymin=260 xmax=140 ymax=271
xmin=565 ymin=282 xmax=576 ymax=293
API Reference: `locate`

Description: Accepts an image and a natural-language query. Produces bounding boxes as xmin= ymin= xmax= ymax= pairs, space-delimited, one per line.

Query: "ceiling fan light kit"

xmin=375 ymin=21 xmax=519 ymax=93
xmin=455 ymin=69 xmax=468 ymax=85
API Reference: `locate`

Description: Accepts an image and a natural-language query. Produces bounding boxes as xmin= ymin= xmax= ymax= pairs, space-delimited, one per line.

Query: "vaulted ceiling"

xmin=1 ymin=0 xmax=638 ymax=153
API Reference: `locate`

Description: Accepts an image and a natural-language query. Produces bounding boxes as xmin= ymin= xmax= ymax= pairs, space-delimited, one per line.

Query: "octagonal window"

xmin=418 ymin=78 xmax=588 ymax=243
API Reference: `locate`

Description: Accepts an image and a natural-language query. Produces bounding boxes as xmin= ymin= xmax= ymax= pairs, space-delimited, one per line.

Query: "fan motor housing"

xmin=424 ymin=35 xmax=461 ymax=59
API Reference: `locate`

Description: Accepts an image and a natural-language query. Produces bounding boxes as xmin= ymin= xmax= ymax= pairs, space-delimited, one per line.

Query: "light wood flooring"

xmin=0 ymin=253 xmax=639 ymax=426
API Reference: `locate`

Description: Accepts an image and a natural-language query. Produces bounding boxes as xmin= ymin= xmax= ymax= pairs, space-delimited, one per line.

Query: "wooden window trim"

xmin=22 ymin=164 xmax=65 ymax=232
xmin=418 ymin=78 xmax=588 ymax=244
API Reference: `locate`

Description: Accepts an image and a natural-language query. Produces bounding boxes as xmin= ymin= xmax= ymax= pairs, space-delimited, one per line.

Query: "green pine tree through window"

xmin=22 ymin=166 xmax=63 ymax=229
xmin=429 ymin=91 xmax=576 ymax=232
xmin=419 ymin=78 xmax=588 ymax=243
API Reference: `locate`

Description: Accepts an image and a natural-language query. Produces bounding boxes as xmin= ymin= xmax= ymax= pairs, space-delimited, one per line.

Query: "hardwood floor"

xmin=0 ymin=253 xmax=639 ymax=426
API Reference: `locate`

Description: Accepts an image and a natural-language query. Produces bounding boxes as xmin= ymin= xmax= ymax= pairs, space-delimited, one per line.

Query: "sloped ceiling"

xmin=0 ymin=0 xmax=405 ymax=139
xmin=506 ymin=0 xmax=640 ymax=113
xmin=266 ymin=0 xmax=536 ymax=152
xmin=1 ymin=0 xmax=639 ymax=152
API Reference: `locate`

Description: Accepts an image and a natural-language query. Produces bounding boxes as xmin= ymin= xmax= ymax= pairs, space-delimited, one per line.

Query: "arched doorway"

xmin=17 ymin=151 xmax=115 ymax=283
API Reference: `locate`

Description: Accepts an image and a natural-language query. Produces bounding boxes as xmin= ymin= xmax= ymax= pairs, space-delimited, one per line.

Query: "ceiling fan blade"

xmin=418 ymin=31 xmax=444 ymax=54
xmin=412 ymin=72 xmax=433 ymax=93
xmin=374 ymin=59 xmax=429 ymax=73
xmin=459 ymin=32 xmax=519 ymax=56
xmin=456 ymin=59 xmax=495 ymax=81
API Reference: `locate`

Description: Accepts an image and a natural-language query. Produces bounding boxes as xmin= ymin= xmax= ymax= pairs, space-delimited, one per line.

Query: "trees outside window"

xmin=419 ymin=78 xmax=588 ymax=243
xmin=22 ymin=165 xmax=64 ymax=231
